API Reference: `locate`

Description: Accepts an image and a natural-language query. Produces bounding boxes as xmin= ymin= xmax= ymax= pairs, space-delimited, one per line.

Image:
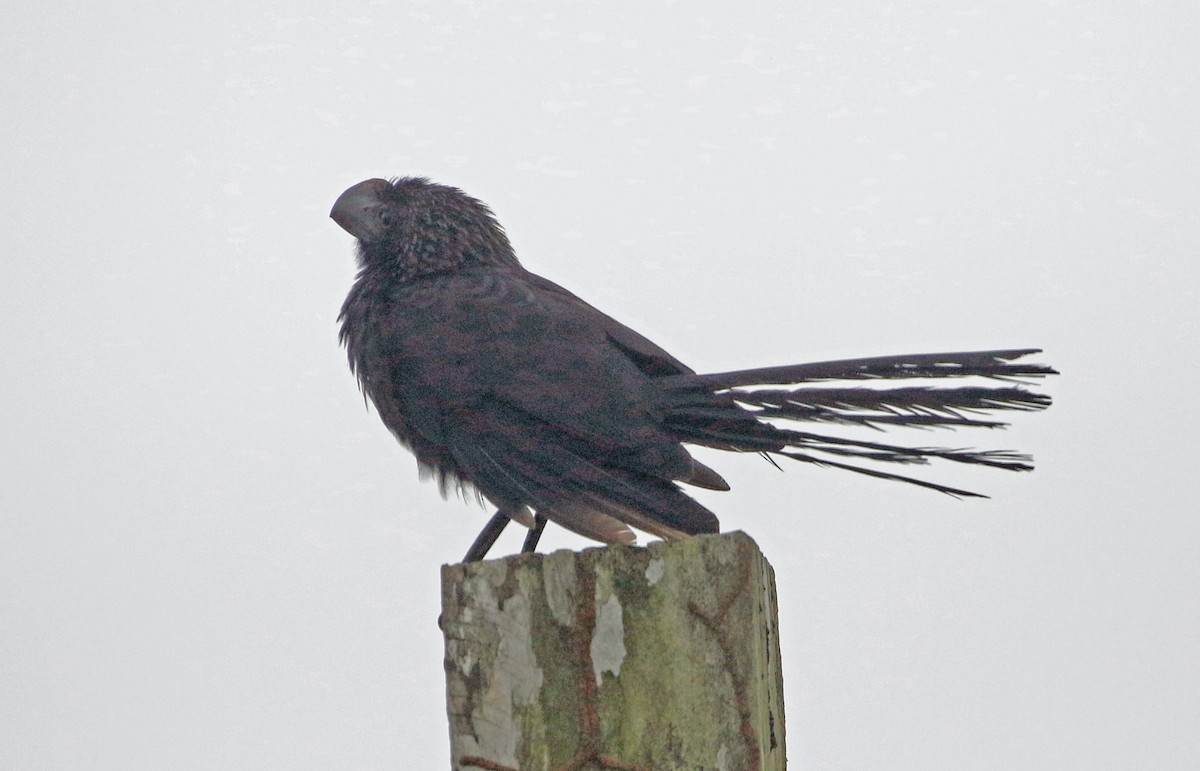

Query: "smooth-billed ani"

xmin=331 ymin=177 xmax=1055 ymax=562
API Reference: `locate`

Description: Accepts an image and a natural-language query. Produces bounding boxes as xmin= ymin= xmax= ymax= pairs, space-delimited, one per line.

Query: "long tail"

xmin=658 ymin=349 xmax=1057 ymax=498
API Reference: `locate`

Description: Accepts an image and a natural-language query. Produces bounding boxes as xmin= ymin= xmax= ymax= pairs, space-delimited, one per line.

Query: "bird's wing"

xmin=521 ymin=270 xmax=696 ymax=378
xmin=361 ymin=267 xmax=719 ymax=538
xmin=374 ymin=267 xmax=686 ymax=466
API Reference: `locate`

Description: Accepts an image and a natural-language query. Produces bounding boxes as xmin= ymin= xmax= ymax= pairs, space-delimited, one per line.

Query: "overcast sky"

xmin=3 ymin=2 xmax=1197 ymax=769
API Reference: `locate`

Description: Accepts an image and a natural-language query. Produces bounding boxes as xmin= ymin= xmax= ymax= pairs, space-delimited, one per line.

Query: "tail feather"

xmin=778 ymin=451 xmax=989 ymax=499
xmin=778 ymin=430 xmax=1036 ymax=470
xmin=659 ymin=348 xmax=1055 ymax=497
xmin=731 ymin=385 xmax=1051 ymax=429
xmin=673 ymin=348 xmax=1058 ymax=390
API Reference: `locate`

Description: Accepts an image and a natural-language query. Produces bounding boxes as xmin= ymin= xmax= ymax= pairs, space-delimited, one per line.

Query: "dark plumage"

xmin=331 ymin=177 xmax=1056 ymax=561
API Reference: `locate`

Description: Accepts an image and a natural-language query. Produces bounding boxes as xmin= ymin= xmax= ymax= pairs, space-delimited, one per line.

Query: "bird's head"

xmin=330 ymin=176 xmax=517 ymax=277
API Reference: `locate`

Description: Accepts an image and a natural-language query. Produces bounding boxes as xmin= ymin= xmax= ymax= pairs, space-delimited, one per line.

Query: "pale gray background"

xmin=3 ymin=1 xmax=1197 ymax=769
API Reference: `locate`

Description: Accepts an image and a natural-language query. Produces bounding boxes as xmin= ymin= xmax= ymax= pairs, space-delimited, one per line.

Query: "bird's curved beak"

xmin=330 ymin=178 xmax=391 ymax=242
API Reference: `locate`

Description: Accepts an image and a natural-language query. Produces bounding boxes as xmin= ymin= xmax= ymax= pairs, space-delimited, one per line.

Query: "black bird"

xmin=331 ymin=177 xmax=1055 ymax=562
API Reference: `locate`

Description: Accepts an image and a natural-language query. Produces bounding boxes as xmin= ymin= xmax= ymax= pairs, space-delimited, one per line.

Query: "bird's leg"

xmin=462 ymin=509 xmax=511 ymax=563
xmin=521 ymin=514 xmax=548 ymax=555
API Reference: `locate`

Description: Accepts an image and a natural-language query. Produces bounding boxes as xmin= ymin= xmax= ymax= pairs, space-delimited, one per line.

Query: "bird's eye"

xmin=379 ymin=210 xmax=394 ymax=226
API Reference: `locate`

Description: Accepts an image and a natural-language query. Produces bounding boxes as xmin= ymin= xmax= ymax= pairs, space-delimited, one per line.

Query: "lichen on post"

xmin=441 ymin=531 xmax=786 ymax=770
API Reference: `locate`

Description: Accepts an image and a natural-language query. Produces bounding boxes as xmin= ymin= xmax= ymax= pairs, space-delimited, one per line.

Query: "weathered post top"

xmin=441 ymin=531 xmax=786 ymax=770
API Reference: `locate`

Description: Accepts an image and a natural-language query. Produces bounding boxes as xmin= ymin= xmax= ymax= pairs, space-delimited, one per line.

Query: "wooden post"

xmin=441 ymin=531 xmax=786 ymax=770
